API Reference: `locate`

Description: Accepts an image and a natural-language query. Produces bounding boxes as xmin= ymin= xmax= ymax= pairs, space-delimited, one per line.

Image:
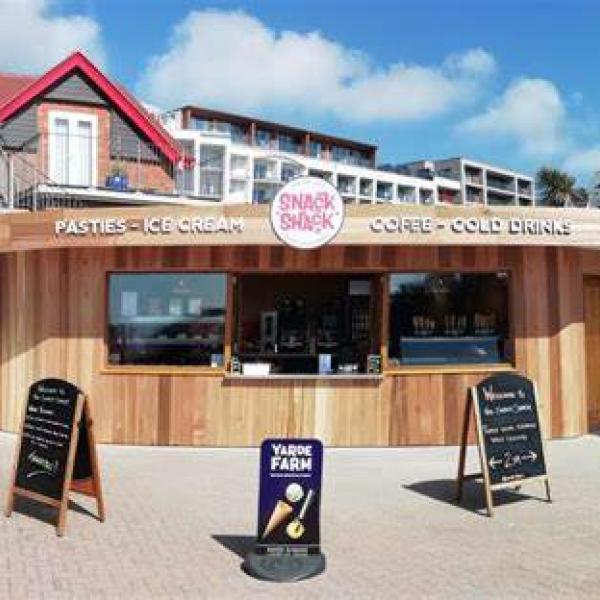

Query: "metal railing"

xmin=0 ymin=142 xmax=77 ymax=210
xmin=0 ymin=131 xmax=178 ymax=210
xmin=486 ymin=176 xmax=515 ymax=192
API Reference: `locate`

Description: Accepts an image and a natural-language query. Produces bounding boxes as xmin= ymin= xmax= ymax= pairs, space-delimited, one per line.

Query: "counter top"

xmin=224 ymin=373 xmax=384 ymax=381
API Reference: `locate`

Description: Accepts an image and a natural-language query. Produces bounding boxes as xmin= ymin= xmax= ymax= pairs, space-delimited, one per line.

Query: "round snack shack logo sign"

xmin=270 ymin=177 xmax=345 ymax=249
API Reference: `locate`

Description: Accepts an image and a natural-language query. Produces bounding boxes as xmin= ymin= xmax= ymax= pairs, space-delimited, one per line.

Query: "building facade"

xmin=1 ymin=52 xmax=599 ymax=449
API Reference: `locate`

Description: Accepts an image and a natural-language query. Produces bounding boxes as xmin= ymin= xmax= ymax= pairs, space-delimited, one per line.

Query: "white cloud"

xmin=138 ymin=9 xmax=495 ymax=122
xmin=443 ymin=48 xmax=497 ymax=77
xmin=459 ymin=78 xmax=566 ymax=157
xmin=0 ymin=0 xmax=105 ymax=73
xmin=563 ymin=146 xmax=600 ymax=177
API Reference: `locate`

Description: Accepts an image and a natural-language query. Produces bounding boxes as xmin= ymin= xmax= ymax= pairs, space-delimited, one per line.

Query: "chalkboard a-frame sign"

xmin=5 ymin=378 xmax=105 ymax=536
xmin=456 ymin=373 xmax=552 ymax=517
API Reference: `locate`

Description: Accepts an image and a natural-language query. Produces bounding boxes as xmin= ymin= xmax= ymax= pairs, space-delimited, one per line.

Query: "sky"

xmin=1 ymin=0 xmax=600 ymax=182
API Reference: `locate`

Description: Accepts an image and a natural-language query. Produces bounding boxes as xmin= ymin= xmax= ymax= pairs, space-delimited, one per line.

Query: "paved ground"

xmin=0 ymin=433 xmax=599 ymax=599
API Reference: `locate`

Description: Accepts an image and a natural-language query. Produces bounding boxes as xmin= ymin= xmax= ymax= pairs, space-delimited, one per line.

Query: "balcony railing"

xmin=486 ymin=176 xmax=515 ymax=192
xmin=338 ymin=185 xmax=356 ymax=195
xmin=487 ymin=191 xmax=516 ymax=206
xmin=0 ymin=131 xmax=181 ymax=210
xmin=518 ymin=183 xmax=532 ymax=196
xmin=0 ymin=144 xmax=80 ymax=210
xmin=438 ymin=188 xmax=461 ymax=205
xmin=186 ymin=120 xmax=374 ymax=168
xmin=434 ymin=167 xmax=461 ymax=181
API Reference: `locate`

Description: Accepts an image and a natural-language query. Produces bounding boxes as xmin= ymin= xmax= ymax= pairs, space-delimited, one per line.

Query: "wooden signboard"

xmin=456 ymin=373 xmax=551 ymax=516
xmin=5 ymin=378 xmax=105 ymax=536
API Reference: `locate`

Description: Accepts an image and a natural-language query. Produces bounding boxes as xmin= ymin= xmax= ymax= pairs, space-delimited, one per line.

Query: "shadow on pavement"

xmin=10 ymin=496 xmax=101 ymax=527
xmin=404 ymin=478 xmax=546 ymax=516
xmin=212 ymin=534 xmax=255 ymax=559
xmin=68 ymin=499 xmax=103 ymax=521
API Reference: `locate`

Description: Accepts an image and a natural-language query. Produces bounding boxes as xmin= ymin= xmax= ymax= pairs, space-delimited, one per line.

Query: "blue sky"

xmin=2 ymin=0 xmax=600 ymax=181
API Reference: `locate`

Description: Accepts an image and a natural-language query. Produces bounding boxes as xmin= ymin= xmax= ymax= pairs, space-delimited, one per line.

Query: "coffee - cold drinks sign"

xmin=270 ymin=177 xmax=345 ymax=249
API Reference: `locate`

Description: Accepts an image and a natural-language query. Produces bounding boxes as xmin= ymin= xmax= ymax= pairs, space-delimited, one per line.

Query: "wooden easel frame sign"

xmin=456 ymin=372 xmax=551 ymax=517
xmin=5 ymin=378 xmax=105 ymax=536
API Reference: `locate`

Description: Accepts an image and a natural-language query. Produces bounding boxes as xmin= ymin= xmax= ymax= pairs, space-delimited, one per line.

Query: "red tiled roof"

xmin=0 ymin=52 xmax=180 ymax=163
xmin=0 ymin=73 xmax=35 ymax=109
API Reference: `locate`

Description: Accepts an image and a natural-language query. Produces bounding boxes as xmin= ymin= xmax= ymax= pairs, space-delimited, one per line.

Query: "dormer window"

xmin=48 ymin=110 xmax=97 ymax=187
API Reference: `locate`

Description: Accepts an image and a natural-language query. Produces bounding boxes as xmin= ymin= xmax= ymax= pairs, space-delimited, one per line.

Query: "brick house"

xmin=0 ymin=51 xmax=182 ymax=209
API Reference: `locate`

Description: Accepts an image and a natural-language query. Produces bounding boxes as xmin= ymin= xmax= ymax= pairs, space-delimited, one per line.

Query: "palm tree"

xmin=571 ymin=187 xmax=590 ymax=208
xmin=536 ymin=167 xmax=576 ymax=207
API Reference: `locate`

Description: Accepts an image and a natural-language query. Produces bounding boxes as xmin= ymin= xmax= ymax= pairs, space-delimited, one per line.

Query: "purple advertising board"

xmin=255 ymin=438 xmax=323 ymax=555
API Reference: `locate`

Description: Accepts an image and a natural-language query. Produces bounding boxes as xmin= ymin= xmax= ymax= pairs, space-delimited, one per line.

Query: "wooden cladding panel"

xmin=584 ymin=276 xmax=600 ymax=431
xmin=0 ymin=244 xmax=596 ymax=446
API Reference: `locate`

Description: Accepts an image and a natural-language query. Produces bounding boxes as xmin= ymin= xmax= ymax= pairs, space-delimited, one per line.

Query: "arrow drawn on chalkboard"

xmin=27 ymin=469 xmax=57 ymax=479
xmin=489 ymin=450 xmax=538 ymax=470
xmin=521 ymin=450 xmax=537 ymax=462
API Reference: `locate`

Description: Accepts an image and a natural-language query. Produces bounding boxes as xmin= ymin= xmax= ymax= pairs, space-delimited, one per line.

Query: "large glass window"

xmin=309 ymin=140 xmax=322 ymax=158
xmin=388 ymin=272 xmax=511 ymax=366
xmin=229 ymin=123 xmax=248 ymax=143
xmin=48 ymin=111 xmax=97 ymax=187
xmin=332 ymin=145 xmax=350 ymax=163
xmin=255 ymin=129 xmax=272 ymax=148
xmin=198 ymin=145 xmax=224 ymax=198
xmin=331 ymin=145 xmax=371 ymax=166
xmin=279 ymin=133 xmax=302 ymax=154
xmin=281 ymin=162 xmax=301 ymax=182
xmin=176 ymin=140 xmax=195 ymax=195
xmin=235 ymin=274 xmax=380 ymax=375
xmin=108 ymin=273 xmax=227 ymax=367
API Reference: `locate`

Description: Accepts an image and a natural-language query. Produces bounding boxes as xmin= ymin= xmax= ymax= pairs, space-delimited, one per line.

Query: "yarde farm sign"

xmin=270 ymin=177 xmax=345 ymax=249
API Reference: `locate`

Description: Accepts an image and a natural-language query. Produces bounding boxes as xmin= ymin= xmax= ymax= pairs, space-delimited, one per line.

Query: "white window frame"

xmin=48 ymin=110 xmax=98 ymax=187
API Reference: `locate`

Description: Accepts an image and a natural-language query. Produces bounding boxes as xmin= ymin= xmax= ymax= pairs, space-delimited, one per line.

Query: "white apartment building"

xmin=158 ymin=107 xmax=535 ymax=208
xmin=160 ymin=107 xmax=461 ymax=206
xmin=400 ymin=158 xmax=535 ymax=207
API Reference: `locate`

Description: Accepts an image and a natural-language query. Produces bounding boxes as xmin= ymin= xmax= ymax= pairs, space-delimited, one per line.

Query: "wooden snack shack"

xmin=1 ymin=199 xmax=600 ymax=448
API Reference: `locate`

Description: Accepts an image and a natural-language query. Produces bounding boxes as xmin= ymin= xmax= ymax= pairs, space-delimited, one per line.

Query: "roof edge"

xmin=0 ymin=51 xmax=180 ymax=163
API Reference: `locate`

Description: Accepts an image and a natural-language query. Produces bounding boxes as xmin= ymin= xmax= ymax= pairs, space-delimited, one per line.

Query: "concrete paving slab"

xmin=0 ymin=433 xmax=599 ymax=599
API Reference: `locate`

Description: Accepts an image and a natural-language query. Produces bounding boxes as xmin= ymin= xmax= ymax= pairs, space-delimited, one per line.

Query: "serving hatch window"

xmin=388 ymin=272 xmax=511 ymax=366
xmin=234 ymin=274 xmax=381 ymax=375
xmin=107 ymin=272 xmax=227 ymax=367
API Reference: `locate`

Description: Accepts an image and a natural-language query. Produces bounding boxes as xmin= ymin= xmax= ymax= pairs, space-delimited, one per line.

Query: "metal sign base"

xmin=243 ymin=552 xmax=326 ymax=582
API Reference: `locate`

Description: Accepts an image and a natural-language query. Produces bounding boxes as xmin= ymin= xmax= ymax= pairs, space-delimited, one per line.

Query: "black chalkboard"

xmin=6 ymin=378 xmax=105 ymax=536
xmin=474 ymin=373 xmax=546 ymax=486
xmin=14 ymin=378 xmax=81 ymax=501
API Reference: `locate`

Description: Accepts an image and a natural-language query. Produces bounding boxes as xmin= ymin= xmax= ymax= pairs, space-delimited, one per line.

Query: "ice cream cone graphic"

xmin=286 ymin=489 xmax=315 ymax=540
xmin=262 ymin=500 xmax=293 ymax=539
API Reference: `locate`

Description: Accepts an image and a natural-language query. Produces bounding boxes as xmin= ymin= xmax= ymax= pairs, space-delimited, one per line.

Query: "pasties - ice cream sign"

xmin=270 ymin=177 xmax=345 ymax=249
